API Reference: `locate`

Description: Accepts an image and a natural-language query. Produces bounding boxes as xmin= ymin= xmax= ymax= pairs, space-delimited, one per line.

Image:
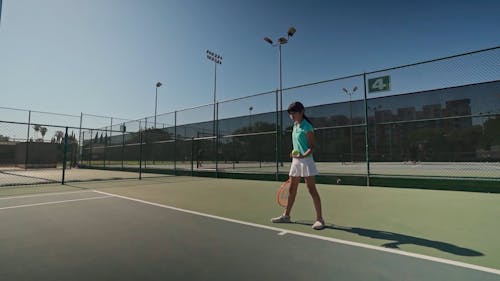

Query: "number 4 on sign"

xmin=368 ymin=75 xmax=391 ymax=93
xmin=372 ymin=79 xmax=386 ymax=90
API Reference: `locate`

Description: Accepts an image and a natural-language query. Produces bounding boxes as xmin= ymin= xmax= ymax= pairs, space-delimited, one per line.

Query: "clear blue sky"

xmin=1 ymin=0 xmax=499 ymax=128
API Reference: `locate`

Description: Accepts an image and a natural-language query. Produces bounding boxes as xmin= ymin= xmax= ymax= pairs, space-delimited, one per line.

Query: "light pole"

xmin=154 ymin=82 xmax=162 ymax=128
xmin=206 ymin=50 xmax=222 ymax=136
xmin=343 ymin=86 xmax=358 ymax=162
xmin=264 ymin=26 xmax=296 ymax=166
xmin=249 ymin=106 xmax=253 ymax=128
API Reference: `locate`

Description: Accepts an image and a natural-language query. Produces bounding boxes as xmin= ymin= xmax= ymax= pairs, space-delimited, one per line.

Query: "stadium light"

xmin=264 ymin=26 xmax=297 ymax=166
xmin=343 ymin=86 xmax=358 ymax=162
xmin=154 ymin=82 xmax=162 ymax=128
xmin=249 ymin=106 xmax=253 ymax=127
xmin=206 ymin=49 xmax=223 ymax=136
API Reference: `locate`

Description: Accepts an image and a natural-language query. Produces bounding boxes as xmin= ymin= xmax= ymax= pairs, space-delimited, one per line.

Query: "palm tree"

xmin=55 ymin=131 xmax=64 ymax=143
xmin=40 ymin=127 xmax=48 ymax=141
xmin=33 ymin=124 xmax=41 ymax=139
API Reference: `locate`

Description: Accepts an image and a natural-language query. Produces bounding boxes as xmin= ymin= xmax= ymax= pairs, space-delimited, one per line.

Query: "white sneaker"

xmin=271 ymin=214 xmax=291 ymax=223
xmin=312 ymin=219 xmax=325 ymax=230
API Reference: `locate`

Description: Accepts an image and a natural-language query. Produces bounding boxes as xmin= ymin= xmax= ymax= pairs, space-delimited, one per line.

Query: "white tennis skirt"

xmin=289 ymin=157 xmax=318 ymax=177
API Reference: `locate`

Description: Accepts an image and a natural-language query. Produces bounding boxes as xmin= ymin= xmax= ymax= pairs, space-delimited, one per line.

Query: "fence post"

xmin=25 ymin=110 xmax=31 ymax=170
xmin=144 ymin=118 xmax=147 ymax=169
xmin=363 ymin=73 xmax=371 ymax=186
xmin=62 ymin=127 xmax=68 ymax=185
xmin=89 ymin=129 xmax=93 ymax=166
xmin=275 ymin=89 xmax=279 ymax=181
xmin=174 ymin=111 xmax=177 ymax=176
xmin=109 ymin=116 xmax=113 ymax=145
xmin=103 ymin=129 xmax=107 ymax=168
xmin=81 ymin=132 xmax=85 ymax=165
xmin=139 ymin=131 xmax=143 ymax=180
xmin=121 ymin=128 xmax=125 ymax=170
xmin=78 ymin=112 xmax=83 ymax=167
xmin=191 ymin=136 xmax=194 ymax=176
xmin=215 ymin=101 xmax=219 ymax=178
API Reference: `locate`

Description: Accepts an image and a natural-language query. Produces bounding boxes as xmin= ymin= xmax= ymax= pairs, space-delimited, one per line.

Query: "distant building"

xmin=444 ymin=99 xmax=472 ymax=128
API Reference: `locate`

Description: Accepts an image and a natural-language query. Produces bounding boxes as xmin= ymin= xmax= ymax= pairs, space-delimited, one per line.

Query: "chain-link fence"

xmin=1 ymin=47 xmax=499 ymax=190
xmin=0 ymin=120 xmax=78 ymax=186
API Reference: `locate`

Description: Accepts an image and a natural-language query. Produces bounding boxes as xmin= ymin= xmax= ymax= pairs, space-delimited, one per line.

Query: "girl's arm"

xmin=300 ymin=131 xmax=316 ymax=158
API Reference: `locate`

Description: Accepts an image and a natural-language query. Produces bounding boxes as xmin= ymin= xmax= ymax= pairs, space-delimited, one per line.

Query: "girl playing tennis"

xmin=271 ymin=101 xmax=325 ymax=230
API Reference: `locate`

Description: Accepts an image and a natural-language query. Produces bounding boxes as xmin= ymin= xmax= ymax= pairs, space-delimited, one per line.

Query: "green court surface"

xmin=0 ymin=176 xmax=499 ymax=280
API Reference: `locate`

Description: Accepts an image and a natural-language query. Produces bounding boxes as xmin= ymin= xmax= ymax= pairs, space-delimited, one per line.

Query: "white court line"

xmin=93 ymin=190 xmax=500 ymax=276
xmin=0 ymin=196 xmax=112 ymax=210
xmin=485 ymin=165 xmax=500 ymax=170
xmin=0 ymin=190 xmax=94 ymax=200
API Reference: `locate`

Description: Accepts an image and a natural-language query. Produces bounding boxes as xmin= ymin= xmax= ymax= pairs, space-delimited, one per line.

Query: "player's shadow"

xmin=294 ymin=221 xmax=483 ymax=257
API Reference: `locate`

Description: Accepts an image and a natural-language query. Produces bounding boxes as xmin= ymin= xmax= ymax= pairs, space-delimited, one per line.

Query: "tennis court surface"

xmin=0 ymin=176 xmax=499 ymax=280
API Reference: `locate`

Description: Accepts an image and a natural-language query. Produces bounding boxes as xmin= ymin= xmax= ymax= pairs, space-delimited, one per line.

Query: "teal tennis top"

xmin=292 ymin=119 xmax=314 ymax=157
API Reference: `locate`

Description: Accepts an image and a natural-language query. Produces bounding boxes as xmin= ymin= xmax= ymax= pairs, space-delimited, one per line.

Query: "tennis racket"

xmin=276 ymin=179 xmax=291 ymax=208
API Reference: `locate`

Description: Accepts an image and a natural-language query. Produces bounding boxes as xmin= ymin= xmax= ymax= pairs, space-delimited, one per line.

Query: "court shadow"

xmin=294 ymin=221 xmax=483 ymax=257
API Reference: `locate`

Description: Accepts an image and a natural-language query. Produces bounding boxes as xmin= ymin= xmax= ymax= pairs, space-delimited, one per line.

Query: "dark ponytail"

xmin=303 ymin=114 xmax=313 ymax=126
xmin=287 ymin=101 xmax=313 ymax=126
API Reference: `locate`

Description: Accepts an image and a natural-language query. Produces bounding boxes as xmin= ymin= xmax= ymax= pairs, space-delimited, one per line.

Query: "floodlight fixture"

xmin=264 ymin=37 xmax=273 ymax=45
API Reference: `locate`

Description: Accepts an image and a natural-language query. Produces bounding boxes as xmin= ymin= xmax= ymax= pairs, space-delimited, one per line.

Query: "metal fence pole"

xmin=78 ymin=112 xmax=83 ymax=166
xmin=81 ymin=131 xmax=85 ymax=165
xmin=174 ymin=111 xmax=177 ymax=175
xmin=103 ymin=129 xmax=107 ymax=169
xmin=89 ymin=129 xmax=93 ymax=166
xmin=144 ymin=118 xmax=147 ymax=169
xmin=109 ymin=117 xmax=113 ymax=167
xmin=139 ymin=131 xmax=143 ymax=180
xmin=191 ymin=136 xmax=194 ymax=176
xmin=62 ymin=127 xmax=68 ymax=185
xmin=275 ymin=89 xmax=279 ymax=181
xmin=25 ymin=110 xmax=31 ymax=170
xmin=121 ymin=129 xmax=125 ymax=170
xmin=363 ymin=73 xmax=371 ymax=186
xmin=215 ymin=101 xmax=219 ymax=178
xmin=110 ymin=117 xmax=113 ymax=140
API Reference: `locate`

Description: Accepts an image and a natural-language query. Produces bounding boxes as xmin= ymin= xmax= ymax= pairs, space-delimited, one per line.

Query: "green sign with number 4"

xmin=368 ymin=76 xmax=391 ymax=93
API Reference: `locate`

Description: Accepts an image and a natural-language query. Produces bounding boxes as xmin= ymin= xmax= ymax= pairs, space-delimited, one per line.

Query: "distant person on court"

xmin=197 ymin=148 xmax=204 ymax=168
xmin=271 ymin=101 xmax=325 ymax=230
